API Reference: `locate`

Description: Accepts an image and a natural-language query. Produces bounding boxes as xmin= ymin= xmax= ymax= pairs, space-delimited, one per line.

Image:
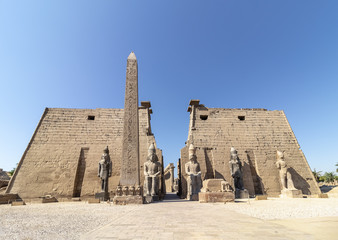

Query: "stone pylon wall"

xmin=180 ymin=103 xmax=320 ymax=197
xmin=7 ymin=107 xmax=161 ymax=199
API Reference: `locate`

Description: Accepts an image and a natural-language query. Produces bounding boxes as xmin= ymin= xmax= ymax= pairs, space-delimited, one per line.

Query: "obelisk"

xmin=120 ymin=51 xmax=140 ymax=186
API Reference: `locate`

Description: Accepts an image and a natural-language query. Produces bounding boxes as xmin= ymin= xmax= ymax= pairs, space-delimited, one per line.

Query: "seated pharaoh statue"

xmin=185 ymin=144 xmax=202 ymax=200
xmin=144 ymin=143 xmax=161 ymax=198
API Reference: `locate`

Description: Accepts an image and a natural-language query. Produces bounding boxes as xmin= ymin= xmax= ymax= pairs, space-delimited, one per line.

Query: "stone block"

xmin=88 ymin=198 xmax=100 ymax=204
xmin=317 ymin=193 xmax=328 ymax=198
xmin=113 ymin=195 xmax=143 ymax=205
xmin=280 ymin=189 xmax=303 ymax=198
xmin=255 ymin=195 xmax=268 ymax=200
xmin=144 ymin=196 xmax=153 ymax=204
xmin=95 ymin=192 xmax=109 ymax=201
xmin=144 ymin=195 xmax=159 ymax=203
xmin=41 ymin=196 xmax=58 ymax=203
xmin=201 ymin=179 xmax=223 ymax=192
xmin=235 ymin=189 xmax=249 ymax=199
xmin=199 ymin=192 xmax=234 ymax=203
xmin=11 ymin=201 xmax=26 ymax=206
xmin=188 ymin=194 xmax=199 ymax=201
xmin=0 ymin=193 xmax=20 ymax=204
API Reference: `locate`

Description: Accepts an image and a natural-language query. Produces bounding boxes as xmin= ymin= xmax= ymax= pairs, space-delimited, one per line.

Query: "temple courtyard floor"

xmin=1 ymin=193 xmax=338 ymax=240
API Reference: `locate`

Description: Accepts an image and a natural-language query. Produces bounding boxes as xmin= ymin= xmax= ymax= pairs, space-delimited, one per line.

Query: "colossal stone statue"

xmin=98 ymin=146 xmax=112 ymax=192
xmin=276 ymin=150 xmax=296 ymax=190
xmin=185 ymin=144 xmax=202 ymax=200
xmin=229 ymin=147 xmax=244 ymax=190
xmin=97 ymin=146 xmax=112 ymax=200
xmin=144 ymin=143 xmax=161 ymax=197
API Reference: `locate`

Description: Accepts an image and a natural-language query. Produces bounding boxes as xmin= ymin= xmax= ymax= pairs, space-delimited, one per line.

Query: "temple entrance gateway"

xmin=5 ymin=53 xmax=320 ymax=203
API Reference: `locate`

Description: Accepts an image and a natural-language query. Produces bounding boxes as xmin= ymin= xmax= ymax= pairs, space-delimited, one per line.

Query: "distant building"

xmin=163 ymin=163 xmax=175 ymax=193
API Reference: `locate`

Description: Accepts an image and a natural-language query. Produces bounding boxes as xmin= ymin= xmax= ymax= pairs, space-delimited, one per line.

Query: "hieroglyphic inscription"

xmin=120 ymin=54 xmax=140 ymax=186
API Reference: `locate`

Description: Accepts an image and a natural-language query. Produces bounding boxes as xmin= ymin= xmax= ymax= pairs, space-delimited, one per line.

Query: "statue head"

xmin=101 ymin=146 xmax=110 ymax=162
xmin=230 ymin=147 xmax=238 ymax=160
xmin=148 ymin=143 xmax=156 ymax=155
xmin=103 ymin=146 xmax=109 ymax=154
xmin=148 ymin=143 xmax=157 ymax=162
xmin=276 ymin=150 xmax=284 ymax=160
xmin=189 ymin=144 xmax=196 ymax=161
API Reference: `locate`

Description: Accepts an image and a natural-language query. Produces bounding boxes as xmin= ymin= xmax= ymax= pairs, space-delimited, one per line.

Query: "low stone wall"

xmin=0 ymin=180 xmax=9 ymax=188
xmin=199 ymin=192 xmax=234 ymax=203
xmin=0 ymin=194 xmax=20 ymax=204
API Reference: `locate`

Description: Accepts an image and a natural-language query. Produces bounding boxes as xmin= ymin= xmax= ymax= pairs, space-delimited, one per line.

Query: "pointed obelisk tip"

xmin=128 ymin=51 xmax=137 ymax=60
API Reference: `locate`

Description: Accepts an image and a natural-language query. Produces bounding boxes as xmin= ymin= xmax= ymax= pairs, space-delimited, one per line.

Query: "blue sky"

xmin=0 ymin=1 xmax=337 ymax=174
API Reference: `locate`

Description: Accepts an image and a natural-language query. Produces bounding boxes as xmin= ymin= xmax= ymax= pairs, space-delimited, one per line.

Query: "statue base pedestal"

xmin=113 ymin=195 xmax=143 ymax=205
xmin=95 ymin=192 xmax=109 ymax=201
xmin=199 ymin=192 xmax=235 ymax=203
xmin=187 ymin=193 xmax=199 ymax=201
xmin=144 ymin=195 xmax=159 ymax=204
xmin=41 ymin=196 xmax=58 ymax=203
xmin=235 ymin=189 xmax=249 ymax=199
xmin=280 ymin=189 xmax=303 ymax=198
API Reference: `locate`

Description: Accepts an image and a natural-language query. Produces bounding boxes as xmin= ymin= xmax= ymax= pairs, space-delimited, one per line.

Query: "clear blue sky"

xmin=0 ymin=1 xmax=337 ymax=175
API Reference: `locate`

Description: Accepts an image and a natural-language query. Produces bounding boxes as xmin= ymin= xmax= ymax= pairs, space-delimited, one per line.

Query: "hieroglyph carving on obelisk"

xmin=120 ymin=52 xmax=140 ymax=186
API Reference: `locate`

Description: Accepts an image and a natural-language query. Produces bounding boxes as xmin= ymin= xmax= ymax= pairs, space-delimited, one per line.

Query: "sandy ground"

xmin=223 ymin=197 xmax=338 ymax=220
xmin=0 ymin=197 xmax=337 ymax=239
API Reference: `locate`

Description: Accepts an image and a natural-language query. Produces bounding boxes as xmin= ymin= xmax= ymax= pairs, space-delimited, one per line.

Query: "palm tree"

xmin=9 ymin=167 xmax=16 ymax=176
xmin=336 ymin=163 xmax=338 ymax=173
xmin=312 ymin=169 xmax=322 ymax=182
xmin=324 ymin=172 xmax=336 ymax=183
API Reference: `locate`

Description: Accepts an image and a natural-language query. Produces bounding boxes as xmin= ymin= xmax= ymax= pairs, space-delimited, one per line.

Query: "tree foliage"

xmin=312 ymin=169 xmax=322 ymax=182
xmin=8 ymin=167 xmax=16 ymax=176
xmin=323 ymin=172 xmax=336 ymax=183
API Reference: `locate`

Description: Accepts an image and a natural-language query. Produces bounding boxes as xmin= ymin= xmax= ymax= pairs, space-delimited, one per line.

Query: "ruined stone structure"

xmin=0 ymin=169 xmax=10 ymax=190
xmin=199 ymin=179 xmax=234 ymax=203
xmin=163 ymin=163 xmax=175 ymax=193
xmin=179 ymin=100 xmax=320 ymax=198
xmin=6 ymin=53 xmax=163 ymax=201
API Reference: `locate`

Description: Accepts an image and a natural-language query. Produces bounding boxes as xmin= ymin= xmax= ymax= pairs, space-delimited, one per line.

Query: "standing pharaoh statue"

xmin=229 ymin=147 xmax=249 ymax=198
xmin=144 ymin=143 xmax=161 ymax=197
xmin=229 ymin=147 xmax=244 ymax=190
xmin=276 ymin=151 xmax=296 ymax=190
xmin=97 ymin=146 xmax=112 ymax=200
xmin=185 ymin=144 xmax=202 ymax=200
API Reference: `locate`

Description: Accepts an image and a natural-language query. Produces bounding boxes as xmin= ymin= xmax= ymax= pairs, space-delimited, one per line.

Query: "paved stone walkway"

xmin=81 ymin=194 xmax=333 ymax=240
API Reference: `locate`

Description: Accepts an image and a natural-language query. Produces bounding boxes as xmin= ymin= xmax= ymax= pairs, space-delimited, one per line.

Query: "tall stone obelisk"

xmin=120 ymin=51 xmax=140 ymax=186
xmin=114 ymin=52 xmax=143 ymax=204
